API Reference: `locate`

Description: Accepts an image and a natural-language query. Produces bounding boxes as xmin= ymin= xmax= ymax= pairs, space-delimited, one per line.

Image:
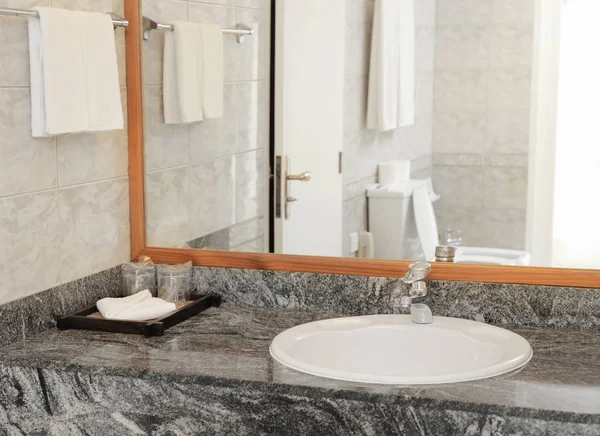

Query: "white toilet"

xmin=367 ymin=180 xmax=531 ymax=266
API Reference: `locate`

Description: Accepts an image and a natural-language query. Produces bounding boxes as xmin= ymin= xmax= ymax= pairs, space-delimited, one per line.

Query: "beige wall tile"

xmin=486 ymin=68 xmax=531 ymax=112
xmin=190 ymin=83 xmax=237 ymax=162
xmin=0 ymin=88 xmax=57 ymax=197
xmin=483 ymin=166 xmax=528 ymax=209
xmin=189 ymin=156 xmax=235 ymax=237
xmin=235 ymin=81 xmax=259 ymax=154
xmin=0 ymin=0 xmax=49 ymax=87
xmin=50 ymin=0 xmax=112 ymax=12
xmin=489 ymin=24 xmax=533 ymax=68
xmin=0 ymin=191 xmax=60 ymax=305
xmin=235 ymin=7 xmax=269 ymax=81
xmin=433 ymin=112 xmax=487 ymax=154
xmin=233 ymin=0 xmax=269 ymax=10
xmin=480 ymin=208 xmax=526 ymax=249
xmin=436 ymin=0 xmax=491 ymax=25
xmin=434 ymin=70 xmax=488 ymax=113
xmin=435 ymin=27 xmax=490 ymax=70
xmin=143 ymin=86 xmax=190 ymax=171
xmin=59 ymin=178 xmax=130 ymax=283
xmin=484 ymin=153 xmax=528 ymax=167
xmin=485 ymin=107 xmax=530 ymax=154
xmin=57 ymin=87 xmax=128 ymax=186
xmin=235 ymin=149 xmax=263 ymax=222
xmin=189 ymin=0 xmax=232 ymax=6
xmin=433 ymin=153 xmax=484 ymax=167
xmin=146 ymin=166 xmax=190 ymax=247
xmin=433 ymin=165 xmax=484 ymax=209
xmin=491 ymin=0 xmax=535 ymax=25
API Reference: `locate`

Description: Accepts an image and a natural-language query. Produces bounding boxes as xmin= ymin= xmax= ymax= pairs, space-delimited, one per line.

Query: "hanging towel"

xmin=367 ymin=0 xmax=415 ymax=132
xmin=200 ymin=24 xmax=224 ymax=119
xmin=28 ymin=7 xmax=123 ymax=137
xmin=164 ymin=21 xmax=203 ymax=124
xmin=164 ymin=22 xmax=223 ymax=124
xmin=97 ymin=290 xmax=177 ymax=321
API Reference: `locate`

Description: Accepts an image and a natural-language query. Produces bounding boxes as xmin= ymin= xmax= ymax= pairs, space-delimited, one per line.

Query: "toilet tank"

xmin=367 ymin=183 xmax=423 ymax=261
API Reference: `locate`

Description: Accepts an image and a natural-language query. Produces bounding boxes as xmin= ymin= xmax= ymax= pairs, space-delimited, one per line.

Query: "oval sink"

xmin=270 ymin=315 xmax=533 ymax=385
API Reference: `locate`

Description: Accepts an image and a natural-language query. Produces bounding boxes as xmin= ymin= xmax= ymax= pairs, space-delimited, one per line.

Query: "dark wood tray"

xmin=57 ymin=294 xmax=222 ymax=337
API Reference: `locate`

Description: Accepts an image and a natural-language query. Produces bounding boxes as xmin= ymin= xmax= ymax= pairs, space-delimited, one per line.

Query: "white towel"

xmin=367 ymin=0 xmax=415 ymax=132
xmin=29 ymin=7 xmax=123 ymax=137
xmin=164 ymin=22 xmax=223 ymax=124
xmin=200 ymin=24 xmax=224 ymax=119
xmin=97 ymin=290 xmax=177 ymax=321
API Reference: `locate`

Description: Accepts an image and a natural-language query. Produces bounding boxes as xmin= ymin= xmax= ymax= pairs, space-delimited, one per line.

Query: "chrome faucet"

xmin=400 ymin=262 xmax=433 ymax=324
xmin=441 ymin=228 xmax=463 ymax=247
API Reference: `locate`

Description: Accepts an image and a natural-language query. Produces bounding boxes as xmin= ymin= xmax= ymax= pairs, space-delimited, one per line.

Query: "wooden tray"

xmin=57 ymin=294 xmax=222 ymax=337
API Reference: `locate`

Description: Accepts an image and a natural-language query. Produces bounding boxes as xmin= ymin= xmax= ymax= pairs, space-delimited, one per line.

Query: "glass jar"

xmin=157 ymin=262 xmax=192 ymax=306
xmin=121 ymin=259 xmax=156 ymax=297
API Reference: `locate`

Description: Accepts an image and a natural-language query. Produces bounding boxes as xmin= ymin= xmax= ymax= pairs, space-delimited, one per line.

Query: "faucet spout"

xmin=399 ymin=262 xmax=433 ymax=324
xmin=400 ymin=295 xmax=413 ymax=308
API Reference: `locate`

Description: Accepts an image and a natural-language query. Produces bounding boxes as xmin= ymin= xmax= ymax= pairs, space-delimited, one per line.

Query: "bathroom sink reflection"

xmin=270 ymin=315 xmax=533 ymax=385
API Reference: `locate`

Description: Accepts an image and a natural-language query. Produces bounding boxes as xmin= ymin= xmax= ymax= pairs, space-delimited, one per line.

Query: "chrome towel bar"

xmin=143 ymin=16 xmax=254 ymax=44
xmin=0 ymin=6 xmax=129 ymax=27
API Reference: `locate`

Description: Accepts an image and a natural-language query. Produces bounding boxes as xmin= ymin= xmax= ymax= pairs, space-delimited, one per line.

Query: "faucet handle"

xmin=401 ymin=262 xmax=431 ymax=283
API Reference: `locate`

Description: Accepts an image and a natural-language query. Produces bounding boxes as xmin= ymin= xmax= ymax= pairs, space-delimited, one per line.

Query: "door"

xmin=273 ymin=0 xmax=345 ymax=256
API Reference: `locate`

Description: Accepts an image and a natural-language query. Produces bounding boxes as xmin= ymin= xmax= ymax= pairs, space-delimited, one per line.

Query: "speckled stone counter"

xmin=1 ymin=305 xmax=599 ymax=436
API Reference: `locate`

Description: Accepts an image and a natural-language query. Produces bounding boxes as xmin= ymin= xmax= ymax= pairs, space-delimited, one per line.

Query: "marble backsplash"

xmin=0 ymin=267 xmax=121 ymax=348
xmin=2 ymin=264 xmax=599 ymax=348
xmin=191 ymin=267 xmax=600 ymax=330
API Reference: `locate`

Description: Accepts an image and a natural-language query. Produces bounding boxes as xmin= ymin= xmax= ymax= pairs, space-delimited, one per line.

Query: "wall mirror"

xmin=125 ymin=0 xmax=600 ymax=287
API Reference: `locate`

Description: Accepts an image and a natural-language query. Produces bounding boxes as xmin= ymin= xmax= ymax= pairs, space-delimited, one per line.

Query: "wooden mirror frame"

xmin=124 ymin=0 xmax=600 ymax=288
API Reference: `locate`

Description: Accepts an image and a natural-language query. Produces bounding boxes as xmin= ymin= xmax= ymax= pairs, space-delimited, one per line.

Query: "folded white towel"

xmin=367 ymin=0 xmax=415 ymax=132
xmin=164 ymin=21 xmax=223 ymax=124
xmin=97 ymin=290 xmax=176 ymax=321
xmin=29 ymin=7 xmax=123 ymax=137
xmin=111 ymin=298 xmax=177 ymax=321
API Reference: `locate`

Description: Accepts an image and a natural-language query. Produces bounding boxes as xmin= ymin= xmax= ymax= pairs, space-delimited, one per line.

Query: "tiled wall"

xmin=342 ymin=0 xmax=436 ymax=257
xmin=432 ymin=0 xmax=533 ymax=249
xmin=0 ymin=0 xmax=130 ymax=306
xmin=142 ymin=0 xmax=270 ymax=252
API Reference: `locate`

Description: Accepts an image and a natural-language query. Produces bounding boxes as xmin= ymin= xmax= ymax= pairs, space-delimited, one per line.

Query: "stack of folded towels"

xmin=97 ymin=290 xmax=176 ymax=321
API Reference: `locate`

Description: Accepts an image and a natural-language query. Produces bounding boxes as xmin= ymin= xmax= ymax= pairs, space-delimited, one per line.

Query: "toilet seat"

xmin=454 ymin=246 xmax=531 ymax=266
xmin=412 ymin=185 xmax=531 ymax=266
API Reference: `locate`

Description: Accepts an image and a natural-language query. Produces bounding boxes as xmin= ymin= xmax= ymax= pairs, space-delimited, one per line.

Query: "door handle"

xmin=287 ymin=172 xmax=312 ymax=182
xmin=284 ymin=155 xmax=311 ymax=220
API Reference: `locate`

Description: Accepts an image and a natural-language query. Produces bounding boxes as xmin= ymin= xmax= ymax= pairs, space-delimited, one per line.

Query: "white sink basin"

xmin=270 ymin=315 xmax=533 ymax=385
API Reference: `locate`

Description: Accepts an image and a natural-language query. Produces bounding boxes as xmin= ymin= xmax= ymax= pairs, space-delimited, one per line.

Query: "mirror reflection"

xmin=142 ymin=0 xmax=600 ymax=269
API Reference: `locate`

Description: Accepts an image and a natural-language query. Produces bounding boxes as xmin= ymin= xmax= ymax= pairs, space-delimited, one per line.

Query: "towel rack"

xmin=143 ymin=16 xmax=254 ymax=44
xmin=0 ymin=6 xmax=129 ymax=27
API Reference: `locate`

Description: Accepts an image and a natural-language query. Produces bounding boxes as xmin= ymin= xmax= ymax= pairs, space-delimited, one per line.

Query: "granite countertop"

xmin=1 ymin=305 xmax=599 ymax=426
